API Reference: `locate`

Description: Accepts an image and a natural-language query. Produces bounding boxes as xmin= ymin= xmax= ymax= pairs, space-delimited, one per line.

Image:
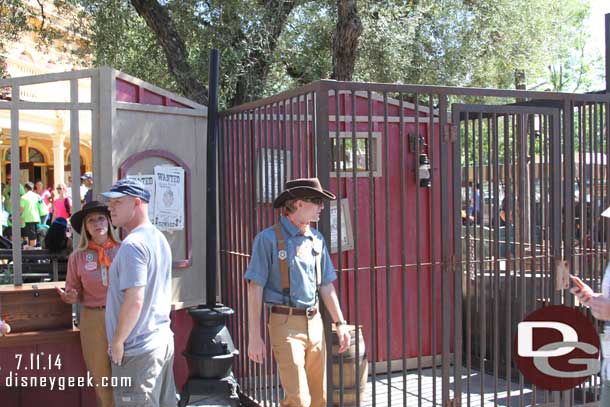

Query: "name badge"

xmin=85 ymin=262 xmax=97 ymax=271
xmin=101 ymin=266 xmax=108 ymax=287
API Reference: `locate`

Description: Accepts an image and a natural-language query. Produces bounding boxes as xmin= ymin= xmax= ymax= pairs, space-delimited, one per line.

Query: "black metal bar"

xmin=551 ymin=109 xmax=562 ymax=307
xmin=367 ymin=90 xmax=377 ymax=407
xmin=493 ymin=112 xmax=501 ymax=404
xmin=332 ymin=86 xmax=345 ymax=407
xmin=238 ymin=110 xmax=246 ymax=383
xmin=398 ymin=92 xmax=408 ymax=407
xmin=206 ymin=49 xmax=220 ymax=306
xmin=383 ymin=91 xmax=392 ymax=407
xmin=452 ymin=100 xmax=463 ymax=405
xmin=430 ymin=94 xmax=438 ymax=407
xmin=606 ymin=13 xmax=610 ymax=93
xmin=313 ymin=84 xmax=333 ymax=407
xmin=477 ymin=111 xmax=485 ymax=406
xmin=439 ymin=94 xmax=450 ymax=405
xmin=350 ymin=90 xmax=361 ymax=407
xmin=464 ymin=112 xmax=472 ymax=407
xmin=415 ymin=93 xmax=422 ymax=407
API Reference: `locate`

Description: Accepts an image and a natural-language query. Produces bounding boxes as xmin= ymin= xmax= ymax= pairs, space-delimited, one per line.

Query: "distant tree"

xmin=2 ymin=0 xmax=602 ymax=106
xmin=331 ymin=0 xmax=363 ymax=81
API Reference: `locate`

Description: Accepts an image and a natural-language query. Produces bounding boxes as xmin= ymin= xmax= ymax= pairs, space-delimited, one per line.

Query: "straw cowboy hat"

xmin=273 ymin=178 xmax=336 ymax=209
xmin=70 ymin=201 xmax=111 ymax=234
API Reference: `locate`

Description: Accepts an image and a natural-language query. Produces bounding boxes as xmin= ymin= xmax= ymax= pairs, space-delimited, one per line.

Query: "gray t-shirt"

xmin=105 ymin=223 xmax=173 ymax=357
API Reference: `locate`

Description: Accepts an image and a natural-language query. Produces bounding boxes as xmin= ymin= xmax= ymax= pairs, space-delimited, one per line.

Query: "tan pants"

xmin=80 ymin=306 xmax=114 ymax=407
xmin=268 ymin=311 xmax=326 ymax=407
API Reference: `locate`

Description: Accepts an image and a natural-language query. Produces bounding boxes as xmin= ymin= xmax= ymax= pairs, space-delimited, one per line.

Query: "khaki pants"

xmin=268 ymin=311 xmax=326 ymax=407
xmin=80 ymin=306 xmax=114 ymax=407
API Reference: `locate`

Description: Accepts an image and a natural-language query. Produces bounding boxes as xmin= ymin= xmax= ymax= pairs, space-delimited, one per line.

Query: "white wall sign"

xmin=153 ymin=166 xmax=185 ymax=231
xmin=330 ymin=198 xmax=354 ymax=252
xmin=127 ymin=167 xmax=185 ymax=231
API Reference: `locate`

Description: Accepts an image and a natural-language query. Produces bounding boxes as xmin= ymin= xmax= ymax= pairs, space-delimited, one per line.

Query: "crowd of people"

xmin=0 ymin=172 xmax=94 ymax=250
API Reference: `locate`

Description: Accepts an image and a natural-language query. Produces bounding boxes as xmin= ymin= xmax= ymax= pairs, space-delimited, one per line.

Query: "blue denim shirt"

xmin=244 ymin=216 xmax=337 ymax=308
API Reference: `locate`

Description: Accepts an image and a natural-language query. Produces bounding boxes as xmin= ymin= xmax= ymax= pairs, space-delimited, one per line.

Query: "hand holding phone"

xmin=570 ymin=274 xmax=586 ymax=290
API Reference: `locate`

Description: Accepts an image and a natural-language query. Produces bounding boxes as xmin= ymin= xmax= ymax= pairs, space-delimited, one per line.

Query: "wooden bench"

xmin=0 ymin=249 xmax=69 ymax=283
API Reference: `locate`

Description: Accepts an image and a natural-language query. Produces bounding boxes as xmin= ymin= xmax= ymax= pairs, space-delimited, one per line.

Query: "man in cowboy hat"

xmin=245 ymin=177 xmax=351 ymax=407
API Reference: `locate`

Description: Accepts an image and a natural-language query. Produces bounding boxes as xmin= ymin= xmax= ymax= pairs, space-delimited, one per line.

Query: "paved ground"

xmin=183 ymin=368 xmax=599 ymax=406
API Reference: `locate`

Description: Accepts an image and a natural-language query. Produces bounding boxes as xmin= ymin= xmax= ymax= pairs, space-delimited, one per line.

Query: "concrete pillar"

xmin=52 ymin=134 xmax=65 ymax=187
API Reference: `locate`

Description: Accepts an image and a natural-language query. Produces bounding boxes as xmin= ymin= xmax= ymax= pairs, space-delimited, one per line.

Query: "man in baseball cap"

xmin=81 ymin=172 xmax=94 ymax=203
xmin=101 ymin=178 xmax=151 ymax=202
xmin=102 ymin=178 xmax=175 ymax=406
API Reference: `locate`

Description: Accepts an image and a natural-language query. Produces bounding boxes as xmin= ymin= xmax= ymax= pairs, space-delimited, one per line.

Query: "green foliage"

xmin=265 ymin=0 xmax=334 ymax=94
xmin=352 ymin=0 xmax=599 ymax=92
xmin=0 ymin=0 xmax=603 ymax=105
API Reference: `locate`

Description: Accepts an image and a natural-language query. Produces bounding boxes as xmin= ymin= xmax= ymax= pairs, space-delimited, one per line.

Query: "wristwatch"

xmin=334 ymin=320 xmax=347 ymax=328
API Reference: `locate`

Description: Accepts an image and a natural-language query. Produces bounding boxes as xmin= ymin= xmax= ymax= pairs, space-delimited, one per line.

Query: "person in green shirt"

xmin=20 ymin=182 xmax=41 ymax=247
xmin=3 ymin=174 xmax=25 ymax=214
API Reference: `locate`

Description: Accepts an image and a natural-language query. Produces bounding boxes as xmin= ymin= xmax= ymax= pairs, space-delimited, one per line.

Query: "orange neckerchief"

xmin=88 ymin=239 xmax=119 ymax=268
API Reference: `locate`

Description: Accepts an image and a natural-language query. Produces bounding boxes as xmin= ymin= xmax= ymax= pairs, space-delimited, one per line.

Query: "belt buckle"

xmin=306 ymin=306 xmax=316 ymax=318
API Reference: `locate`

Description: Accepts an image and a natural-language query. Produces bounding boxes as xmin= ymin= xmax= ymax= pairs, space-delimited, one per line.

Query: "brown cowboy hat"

xmin=272 ymin=178 xmax=336 ymax=209
xmin=70 ymin=201 xmax=111 ymax=234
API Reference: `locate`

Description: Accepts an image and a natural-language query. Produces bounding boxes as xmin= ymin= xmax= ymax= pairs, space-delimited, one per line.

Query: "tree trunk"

xmin=331 ymin=0 xmax=363 ymax=81
xmin=229 ymin=0 xmax=298 ymax=107
xmin=130 ymin=0 xmax=209 ymax=105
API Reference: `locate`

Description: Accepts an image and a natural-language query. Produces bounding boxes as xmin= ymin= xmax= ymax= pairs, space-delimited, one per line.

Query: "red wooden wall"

xmin=0 ymin=308 xmax=194 ymax=405
xmin=223 ymin=90 xmax=455 ymax=369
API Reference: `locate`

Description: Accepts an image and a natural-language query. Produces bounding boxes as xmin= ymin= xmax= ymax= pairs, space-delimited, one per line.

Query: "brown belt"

xmin=270 ymin=305 xmax=317 ymax=317
xmin=83 ymin=305 xmax=106 ymax=310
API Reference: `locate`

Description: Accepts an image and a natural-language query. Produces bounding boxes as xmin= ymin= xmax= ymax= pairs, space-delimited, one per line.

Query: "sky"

xmin=588 ymin=0 xmax=610 ymax=90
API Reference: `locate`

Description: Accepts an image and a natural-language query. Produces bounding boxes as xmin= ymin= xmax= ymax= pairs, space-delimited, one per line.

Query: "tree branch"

xmin=331 ymin=0 xmax=363 ymax=81
xmin=130 ymin=0 xmax=208 ymax=105
xmin=229 ymin=0 xmax=298 ymax=106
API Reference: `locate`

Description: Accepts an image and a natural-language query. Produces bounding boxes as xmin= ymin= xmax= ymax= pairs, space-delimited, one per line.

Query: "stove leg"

xmin=178 ymin=388 xmax=190 ymax=407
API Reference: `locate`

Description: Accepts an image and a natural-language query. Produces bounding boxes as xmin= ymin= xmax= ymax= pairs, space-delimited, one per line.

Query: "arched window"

xmin=29 ymin=148 xmax=44 ymax=163
xmin=5 ymin=147 xmax=45 ymax=163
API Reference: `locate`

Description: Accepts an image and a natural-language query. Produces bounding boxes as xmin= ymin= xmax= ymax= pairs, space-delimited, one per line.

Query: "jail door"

xmin=451 ymin=103 xmax=563 ymax=402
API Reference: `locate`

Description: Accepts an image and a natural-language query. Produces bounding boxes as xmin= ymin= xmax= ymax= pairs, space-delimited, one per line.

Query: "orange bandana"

xmin=88 ymin=239 xmax=119 ymax=268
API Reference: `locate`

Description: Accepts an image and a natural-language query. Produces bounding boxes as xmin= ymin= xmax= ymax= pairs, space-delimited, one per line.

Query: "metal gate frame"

xmin=219 ymin=80 xmax=610 ymax=406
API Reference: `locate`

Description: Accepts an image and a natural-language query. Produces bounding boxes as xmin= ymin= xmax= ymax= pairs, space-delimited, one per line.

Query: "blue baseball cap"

xmin=101 ymin=178 xmax=151 ymax=202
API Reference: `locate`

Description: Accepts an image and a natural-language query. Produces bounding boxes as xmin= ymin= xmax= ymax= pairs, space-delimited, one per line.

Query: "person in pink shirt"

xmin=56 ymin=201 xmax=120 ymax=407
xmin=52 ymin=183 xmax=71 ymax=221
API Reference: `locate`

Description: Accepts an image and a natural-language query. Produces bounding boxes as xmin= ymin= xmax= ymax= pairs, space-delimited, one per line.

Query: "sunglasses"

xmin=303 ymin=197 xmax=324 ymax=205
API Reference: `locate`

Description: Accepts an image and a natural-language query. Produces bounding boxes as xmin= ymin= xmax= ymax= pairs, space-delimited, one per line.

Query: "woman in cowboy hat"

xmin=245 ymin=177 xmax=350 ymax=407
xmin=56 ymin=201 xmax=120 ymax=407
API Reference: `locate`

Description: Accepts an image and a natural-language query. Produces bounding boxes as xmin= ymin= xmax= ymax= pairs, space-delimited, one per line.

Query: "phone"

xmin=570 ymin=274 xmax=585 ymax=290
